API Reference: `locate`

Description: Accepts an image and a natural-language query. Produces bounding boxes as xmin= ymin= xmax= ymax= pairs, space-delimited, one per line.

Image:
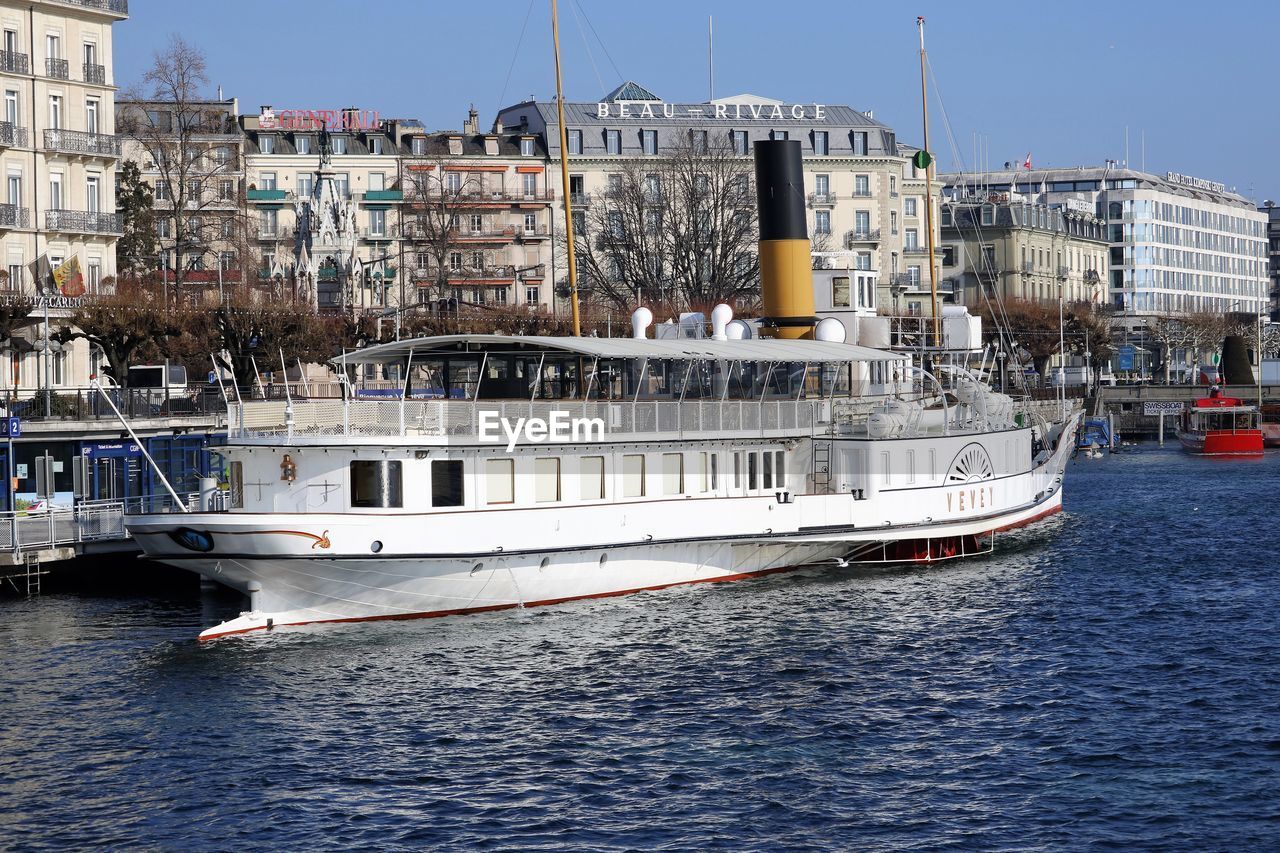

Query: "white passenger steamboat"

xmin=126 ymin=140 xmax=1080 ymax=639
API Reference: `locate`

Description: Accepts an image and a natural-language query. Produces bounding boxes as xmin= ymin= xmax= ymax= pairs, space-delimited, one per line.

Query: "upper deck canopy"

xmin=331 ymin=334 xmax=908 ymax=367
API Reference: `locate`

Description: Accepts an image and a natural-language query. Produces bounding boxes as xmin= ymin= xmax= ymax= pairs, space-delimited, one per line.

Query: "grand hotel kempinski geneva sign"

xmin=595 ymin=102 xmax=827 ymax=121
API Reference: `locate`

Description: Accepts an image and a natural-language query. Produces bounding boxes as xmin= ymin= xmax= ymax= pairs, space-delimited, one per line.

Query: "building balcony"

xmin=0 ymin=121 xmax=28 ymax=148
xmin=1021 ymin=261 xmax=1035 ymax=274
xmin=903 ymin=245 xmax=929 ymax=255
xmin=43 ymin=128 xmax=121 ymax=158
xmin=518 ymin=225 xmax=550 ymax=240
xmin=257 ymin=226 xmax=287 ymax=240
xmin=808 ymin=191 xmax=837 ymax=206
xmin=57 ymin=0 xmax=129 ymax=15
xmin=0 ymin=51 xmax=28 ymax=75
xmin=448 ymin=225 xmax=519 ymax=242
xmin=0 ymin=203 xmax=29 ymax=229
xmin=1084 ymin=269 xmax=1101 ymax=283
xmin=406 ymin=188 xmax=556 ymax=206
xmin=246 ymin=188 xmax=286 ymax=201
xmin=843 ymin=229 xmax=880 ymax=247
xmin=45 ymin=58 xmax=69 ymax=80
xmin=976 ymin=263 xmax=1002 ymax=281
xmin=569 ymin=192 xmax=589 ymax=207
xmin=851 ymin=188 xmax=872 ymax=198
xmin=1056 ymin=265 xmax=1070 ymax=280
xmin=83 ymin=62 xmax=105 ymax=85
xmin=361 ymin=189 xmax=403 ymax=202
xmin=46 ymin=208 xmax=121 ymax=235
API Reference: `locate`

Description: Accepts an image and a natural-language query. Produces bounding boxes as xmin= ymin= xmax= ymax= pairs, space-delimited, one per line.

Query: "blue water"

xmin=3 ymin=447 xmax=1280 ymax=849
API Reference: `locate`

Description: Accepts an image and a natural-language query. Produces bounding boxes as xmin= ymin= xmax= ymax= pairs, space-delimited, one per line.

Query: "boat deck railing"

xmin=232 ymin=398 xmax=834 ymax=441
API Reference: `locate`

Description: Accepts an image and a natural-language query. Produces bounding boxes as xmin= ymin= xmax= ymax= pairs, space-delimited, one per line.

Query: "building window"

xmin=187 ymin=178 xmax=201 ymax=200
xmin=4 ymin=90 xmax=17 ymax=125
xmin=157 ymin=217 xmax=171 ymax=238
xmin=904 ymin=197 xmax=917 ymax=217
xmin=813 ymin=130 xmax=828 ymax=155
xmin=469 ymin=213 xmax=483 ymax=234
xmin=605 ymin=129 xmax=621 ymax=155
xmin=219 ymin=179 xmax=234 ymax=200
xmin=350 ymin=460 xmax=403 ymax=508
xmin=525 ymin=285 xmax=540 ymax=305
xmin=297 ymin=173 xmax=313 ymax=197
xmin=522 ymin=173 xmax=537 ymax=197
xmin=662 ymin=453 xmax=684 ymax=496
xmin=412 ymin=137 xmax=427 ymax=155
xmin=85 ymin=175 xmax=100 ymax=213
xmin=854 ymin=210 xmax=870 ymax=235
xmin=981 ymin=206 xmax=994 ymax=226
xmin=296 ymin=135 xmax=312 ymax=155
xmin=580 ymin=456 xmax=605 ymax=500
xmin=369 ymin=209 xmax=386 ymax=236
xmin=854 ymin=174 xmax=870 ymax=197
xmin=48 ymin=95 xmax=61 ymax=130
xmin=334 ymin=173 xmax=349 ymax=198
xmin=520 ymin=137 xmax=535 ymax=156
xmin=524 ymin=213 xmax=537 ymax=234
xmin=431 ymin=460 xmax=464 ymax=507
xmin=852 ymin=131 xmax=868 ymax=155
xmin=904 ymin=228 xmax=918 ymax=249
xmin=534 ymin=457 xmax=560 ymax=503
xmin=87 ymin=258 xmax=101 ymax=292
xmin=259 ymin=135 xmax=275 ymax=154
xmin=622 ymin=453 xmax=645 ymax=497
xmin=641 ymin=129 xmax=657 ymax=155
xmin=814 ymin=173 xmax=830 ymax=198
xmin=907 ymin=265 xmax=921 ymax=285
xmin=85 ymin=98 xmax=98 ymax=134
xmin=48 ymin=173 xmax=62 ymax=209
xmin=485 ymin=458 xmax=514 ymax=505
xmin=771 ymin=129 xmax=788 ymax=141
xmin=567 ymin=128 xmax=582 ymax=155
xmin=331 ymin=136 xmax=348 ymax=155
xmin=855 ymin=252 xmax=872 ymax=271
xmin=371 ymin=137 xmax=383 ymax=155
xmin=890 ymin=211 xmax=898 ymax=234
xmin=815 ymin=210 xmax=831 ymax=235
xmin=260 ymin=171 xmax=277 ymax=191
xmin=690 ymin=129 xmax=708 ymax=153
xmin=732 ymin=130 xmax=749 ymax=155
xmin=448 ymin=251 xmax=463 ymax=271
xmin=573 ymin=210 xmax=586 ymax=235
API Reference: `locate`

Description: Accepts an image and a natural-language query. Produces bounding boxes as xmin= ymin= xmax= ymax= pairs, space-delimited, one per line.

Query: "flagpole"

xmin=917 ymin=16 xmax=940 ymax=345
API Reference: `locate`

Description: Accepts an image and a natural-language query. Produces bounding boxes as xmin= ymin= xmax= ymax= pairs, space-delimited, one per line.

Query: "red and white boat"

xmin=1177 ymin=391 xmax=1264 ymax=456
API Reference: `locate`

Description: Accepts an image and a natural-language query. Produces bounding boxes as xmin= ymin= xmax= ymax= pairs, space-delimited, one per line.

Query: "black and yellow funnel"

xmin=754 ymin=139 xmax=817 ymax=339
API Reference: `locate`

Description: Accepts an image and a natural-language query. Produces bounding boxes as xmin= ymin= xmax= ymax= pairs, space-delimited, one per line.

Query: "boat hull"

xmin=130 ymin=487 xmax=1064 ymax=640
xmin=1177 ymin=429 xmax=1264 ymax=456
xmin=1262 ymin=423 xmax=1280 ymax=448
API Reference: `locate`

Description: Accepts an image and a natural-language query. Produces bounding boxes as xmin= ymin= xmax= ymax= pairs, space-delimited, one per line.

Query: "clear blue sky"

xmin=117 ymin=0 xmax=1277 ymax=200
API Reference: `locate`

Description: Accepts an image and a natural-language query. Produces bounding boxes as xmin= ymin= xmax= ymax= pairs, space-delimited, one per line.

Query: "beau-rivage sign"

xmin=595 ymin=102 xmax=828 ymax=121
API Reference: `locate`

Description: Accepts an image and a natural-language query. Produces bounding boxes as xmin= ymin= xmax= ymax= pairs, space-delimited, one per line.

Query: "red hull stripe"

xmin=199 ymin=504 xmax=1064 ymax=641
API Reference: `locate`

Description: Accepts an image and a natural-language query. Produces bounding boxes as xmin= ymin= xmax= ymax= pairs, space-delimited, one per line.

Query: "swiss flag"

xmin=1022 ymin=154 xmax=1032 ymax=170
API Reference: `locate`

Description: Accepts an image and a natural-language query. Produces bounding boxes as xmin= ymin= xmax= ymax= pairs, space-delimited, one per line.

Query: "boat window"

xmin=774 ymin=450 xmax=786 ymax=487
xmin=710 ymin=453 xmax=719 ymax=491
xmin=229 ymin=461 xmax=243 ymax=509
xmin=733 ymin=452 xmax=742 ymax=490
xmin=431 ymin=460 xmax=464 ymax=507
xmin=350 ymin=460 xmax=403 ymax=509
xmin=580 ymin=456 xmax=605 ymax=500
xmin=762 ymin=451 xmax=774 ymax=490
xmin=534 ymin=457 xmax=561 ymax=503
xmin=699 ymin=452 xmax=710 ymax=493
xmin=485 ymin=458 xmax=515 ymax=505
xmin=622 ymin=454 xmax=646 ymax=498
xmin=748 ymin=452 xmax=758 ymax=491
xmin=662 ymin=453 xmax=684 ymax=496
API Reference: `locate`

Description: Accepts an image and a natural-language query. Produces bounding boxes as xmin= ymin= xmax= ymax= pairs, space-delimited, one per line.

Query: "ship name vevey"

xmin=946 ymin=486 xmax=995 ymax=513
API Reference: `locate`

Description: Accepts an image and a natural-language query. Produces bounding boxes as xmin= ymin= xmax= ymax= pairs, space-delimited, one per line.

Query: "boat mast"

xmin=917 ymin=16 xmax=940 ymax=345
xmin=551 ymin=0 xmax=582 ymax=336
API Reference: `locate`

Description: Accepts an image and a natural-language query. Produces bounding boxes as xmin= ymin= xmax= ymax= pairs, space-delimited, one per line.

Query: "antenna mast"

xmin=551 ymin=0 xmax=582 ymax=336
xmin=917 ymin=16 xmax=941 ymax=344
xmin=708 ymin=16 xmax=714 ymax=101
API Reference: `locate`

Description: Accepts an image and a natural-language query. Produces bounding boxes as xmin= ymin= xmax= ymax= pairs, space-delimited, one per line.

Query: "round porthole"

xmin=539 ymin=557 xmax=550 ymax=570
xmin=599 ymin=553 xmax=609 ymax=567
xmin=370 ymin=540 xmax=383 ymax=553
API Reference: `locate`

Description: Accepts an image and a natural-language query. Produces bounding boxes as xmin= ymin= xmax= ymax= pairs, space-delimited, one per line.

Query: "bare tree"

xmin=1148 ymin=314 xmax=1194 ymax=383
xmin=120 ymin=36 xmax=241 ymax=301
xmin=400 ymin=150 xmax=486 ymax=303
xmin=566 ymin=134 xmax=759 ymax=313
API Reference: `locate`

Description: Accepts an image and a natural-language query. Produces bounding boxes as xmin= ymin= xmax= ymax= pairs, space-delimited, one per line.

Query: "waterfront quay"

xmin=0 ymin=386 xmax=224 ymax=589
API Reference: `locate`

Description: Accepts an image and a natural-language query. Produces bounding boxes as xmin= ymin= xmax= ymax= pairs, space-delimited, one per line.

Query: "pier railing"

xmin=0 ymin=492 xmax=211 ymax=554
